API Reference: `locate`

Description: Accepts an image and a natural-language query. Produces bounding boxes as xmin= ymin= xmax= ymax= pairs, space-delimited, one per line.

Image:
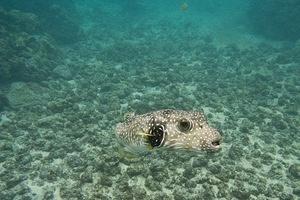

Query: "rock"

xmin=39 ymin=167 xmax=58 ymax=182
xmin=293 ymin=185 xmax=300 ymax=196
xmin=37 ymin=114 xmax=61 ymax=126
xmin=208 ymin=164 xmax=222 ymax=174
xmin=43 ymin=191 xmax=54 ymax=200
xmin=53 ymin=65 xmax=72 ymax=79
xmin=131 ymin=186 xmax=147 ymax=199
xmin=191 ymin=156 xmax=208 ymax=168
xmin=99 ymin=176 xmax=112 ymax=187
xmin=6 ymin=175 xmax=27 ymax=189
xmin=126 ymin=166 xmax=142 ymax=177
xmin=228 ymin=144 xmax=244 ymax=160
xmin=6 ymin=82 xmax=50 ymax=107
xmin=268 ymin=163 xmax=283 ymax=178
xmin=173 ymin=189 xmax=187 ymax=200
xmin=117 ymin=179 xmax=131 ymax=192
xmin=0 ymin=94 xmax=10 ymax=111
xmin=231 ymin=187 xmax=251 ymax=199
xmin=183 ymin=166 xmax=196 ymax=179
xmin=80 ymin=171 xmax=93 ymax=183
xmin=266 ymin=183 xmax=284 ymax=198
xmin=65 ymin=154 xmax=86 ymax=169
xmin=145 ymin=176 xmax=160 ymax=191
xmin=289 ymin=164 xmax=300 ymax=179
xmin=0 ymin=113 xmax=11 ymax=126
xmin=60 ymin=184 xmax=83 ymax=199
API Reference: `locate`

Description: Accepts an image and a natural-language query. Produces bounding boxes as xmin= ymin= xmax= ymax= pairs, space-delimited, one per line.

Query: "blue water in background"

xmin=0 ymin=1 xmax=299 ymax=199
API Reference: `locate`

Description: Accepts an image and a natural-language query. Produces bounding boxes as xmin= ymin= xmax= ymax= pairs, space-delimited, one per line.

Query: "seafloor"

xmin=1 ymin=4 xmax=300 ymax=200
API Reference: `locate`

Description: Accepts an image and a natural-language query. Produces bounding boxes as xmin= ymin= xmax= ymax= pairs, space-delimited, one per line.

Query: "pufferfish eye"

xmin=177 ymin=118 xmax=192 ymax=132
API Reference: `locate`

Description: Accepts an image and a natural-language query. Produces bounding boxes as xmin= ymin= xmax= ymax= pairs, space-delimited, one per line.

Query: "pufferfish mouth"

xmin=210 ymin=138 xmax=221 ymax=150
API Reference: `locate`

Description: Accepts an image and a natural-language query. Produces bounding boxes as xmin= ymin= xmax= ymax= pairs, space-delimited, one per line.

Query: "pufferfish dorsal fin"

xmin=124 ymin=112 xmax=136 ymax=122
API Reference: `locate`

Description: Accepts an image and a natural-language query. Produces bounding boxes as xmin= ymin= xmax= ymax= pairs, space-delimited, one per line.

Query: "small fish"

xmin=180 ymin=2 xmax=189 ymax=12
xmin=115 ymin=109 xmax=222 ymax=153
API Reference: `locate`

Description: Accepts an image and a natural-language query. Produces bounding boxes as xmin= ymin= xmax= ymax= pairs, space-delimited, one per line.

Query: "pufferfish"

xmin=115 ymin=109 xmax=222 ymax=153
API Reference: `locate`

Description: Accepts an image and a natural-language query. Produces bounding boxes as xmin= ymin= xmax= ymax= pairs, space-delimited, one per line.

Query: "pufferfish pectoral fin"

xmin=116 ymin=143 xmax=153 ymax=161
xmin=116 ymin=129 xmax=154 ymax=160
xmin=136 ymin=132 xmax=152 ymax=138
xmin=116 ymin=145 xmax=140 ymax=161
xmin=136 ymin=131 xmax=156 ymax=150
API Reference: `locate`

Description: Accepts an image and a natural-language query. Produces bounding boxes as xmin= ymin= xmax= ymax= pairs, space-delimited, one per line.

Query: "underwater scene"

xmin=0 ymin=0 xmax=299 ymax=199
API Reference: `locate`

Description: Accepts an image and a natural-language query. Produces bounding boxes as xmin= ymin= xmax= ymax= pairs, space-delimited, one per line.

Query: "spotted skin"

xmin=116 ymin=109 xmax=222 ymax=152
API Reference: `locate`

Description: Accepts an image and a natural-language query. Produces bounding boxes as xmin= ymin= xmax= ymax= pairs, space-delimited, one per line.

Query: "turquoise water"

xmin=0 ymin=1 xmax=299 ymax=199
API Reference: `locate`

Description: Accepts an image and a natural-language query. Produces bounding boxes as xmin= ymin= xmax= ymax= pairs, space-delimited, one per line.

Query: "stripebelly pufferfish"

xmin=115 ymin=109 xmax=222 ymax=153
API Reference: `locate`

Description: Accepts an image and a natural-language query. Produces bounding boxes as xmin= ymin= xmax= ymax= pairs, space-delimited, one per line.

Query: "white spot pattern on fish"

xmin=115 ymin=109 xmax=222 ymax=152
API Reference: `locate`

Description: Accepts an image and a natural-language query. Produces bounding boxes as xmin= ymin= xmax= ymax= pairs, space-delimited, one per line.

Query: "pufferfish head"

xmin=146 ymin=109 xmax=222 ymax=151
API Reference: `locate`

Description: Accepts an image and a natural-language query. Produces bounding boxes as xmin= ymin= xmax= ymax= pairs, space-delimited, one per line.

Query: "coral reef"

xmin=0 ymin=94 xmax=10 ymax=112
xmin=39 ymin=3 xmax=83 ymax=44
xmin=248 ymin=0 xmax=300 ymax=41
xmin=6 ymin=82 xmax=50 ymax=108
xmin=0 ymin=8 xmax=63 ymax=83
xmin=0 ymin=0 xmax=82 ymax=44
